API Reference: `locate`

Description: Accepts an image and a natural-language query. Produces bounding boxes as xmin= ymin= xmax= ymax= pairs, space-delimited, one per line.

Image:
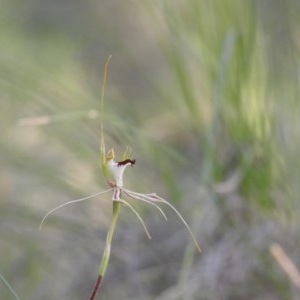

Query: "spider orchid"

xmin=39 ymin=56 xmax=201 ymax=300
xmin=98 ymin=146 xmax=201 ymax=249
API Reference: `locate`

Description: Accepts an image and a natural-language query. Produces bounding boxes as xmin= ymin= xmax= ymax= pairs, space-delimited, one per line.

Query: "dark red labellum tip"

xmin=117 ymin=159 xmax=136 ymax=167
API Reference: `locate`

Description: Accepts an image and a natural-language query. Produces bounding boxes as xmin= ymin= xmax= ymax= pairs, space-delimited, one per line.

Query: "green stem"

xmin=99 ymin=201 xmax=120 ymax=276
xmin=90 ymin=201 xmax=120 ymax=300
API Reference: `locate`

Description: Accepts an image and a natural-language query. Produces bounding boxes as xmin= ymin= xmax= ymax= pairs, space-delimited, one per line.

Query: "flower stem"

xmin=89 ymin=201 xmax=120 ymax=300
xmin=89 ymin=275 xmax=102 ymax=300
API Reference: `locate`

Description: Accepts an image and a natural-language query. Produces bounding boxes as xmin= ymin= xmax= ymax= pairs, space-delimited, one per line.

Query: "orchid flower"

xmin=40 ymin=56 xmax=201 ymax=300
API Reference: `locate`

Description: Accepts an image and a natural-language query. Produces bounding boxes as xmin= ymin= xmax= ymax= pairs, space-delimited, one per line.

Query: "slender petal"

xmin=159 ymin=199 xmax=201 ymax=253
xmin=115 ymin=198 xmax=152 ymax=240
xmin=122 ymin=188 xmax=201 ymax=253
xmin=122 ymin=189 xmax=168 ymax=220
xmin=122 ymin=189 xmax=163 ymax=202
xmin=39 ymin=189 xmax=113 ymax=230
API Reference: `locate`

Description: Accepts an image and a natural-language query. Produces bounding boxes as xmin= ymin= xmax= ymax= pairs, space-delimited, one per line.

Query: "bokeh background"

xmin=1 ymin=0 xmax=300 ymax=299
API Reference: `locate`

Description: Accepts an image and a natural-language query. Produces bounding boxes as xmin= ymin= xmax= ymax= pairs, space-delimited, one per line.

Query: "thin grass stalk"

xmin=0 ymin=272 xmax=21 ymax=300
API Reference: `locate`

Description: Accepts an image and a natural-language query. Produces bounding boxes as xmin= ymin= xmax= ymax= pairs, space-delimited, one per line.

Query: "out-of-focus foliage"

xmin=1 ymin=0 xmax=300 ymax=299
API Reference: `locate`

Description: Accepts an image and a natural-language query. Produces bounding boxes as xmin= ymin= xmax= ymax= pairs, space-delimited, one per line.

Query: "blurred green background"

xmin=1 ymin=0 xmax=300 ymax=299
